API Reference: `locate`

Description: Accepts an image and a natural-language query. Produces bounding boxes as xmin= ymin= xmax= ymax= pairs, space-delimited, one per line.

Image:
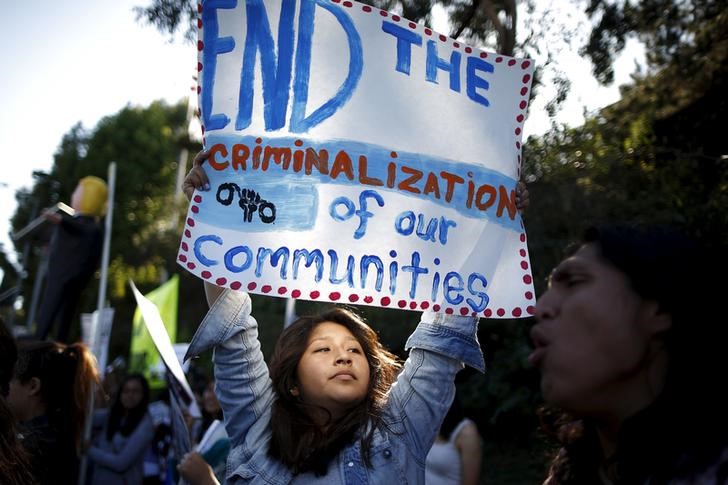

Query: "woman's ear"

xmin=642 ymin=301 xmax=673 ymax=336
xmin=26 ymin=377 xmax=42 ymax=397
xmin=289 ymin=386 xmax=300 ymax=397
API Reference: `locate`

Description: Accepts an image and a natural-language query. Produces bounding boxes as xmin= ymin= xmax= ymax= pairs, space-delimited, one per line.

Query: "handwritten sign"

xmin=178 ymin=0 xmax=536 ymax=318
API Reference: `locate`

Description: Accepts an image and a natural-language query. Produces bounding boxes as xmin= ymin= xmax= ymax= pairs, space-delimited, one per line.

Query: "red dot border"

xmin=191 ymin=1 xmax=534 ymax=318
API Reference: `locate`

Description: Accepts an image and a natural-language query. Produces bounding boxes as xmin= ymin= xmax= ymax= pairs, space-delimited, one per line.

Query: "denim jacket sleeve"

xmin=385 ymin=311 xmax=484 ymax=463
xmin=404 ymin=311 xmax=484 ymax=372
xmin=185 ymin=290 xmax=274 ymax=447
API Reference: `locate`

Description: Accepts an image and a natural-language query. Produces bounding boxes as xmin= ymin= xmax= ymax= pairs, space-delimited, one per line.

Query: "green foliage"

xmin=581 ymin=0 xmax=725 ymax=83
xmin=10 ymin=99 xmax=196 ymax=346
xmin=135 ymin=0 xmax=522 ymax=54
xmin=523 ymin=62 xmax=728 ymax=284
xmin=83 ymin=101 xmax=190 ymax=278
xmin=134 ymin=0 xmax=199 ymax=42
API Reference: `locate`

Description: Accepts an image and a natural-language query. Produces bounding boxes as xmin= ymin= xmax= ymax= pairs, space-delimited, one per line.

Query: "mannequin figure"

xmin=35 ymin=176 xmax=107 ymax=342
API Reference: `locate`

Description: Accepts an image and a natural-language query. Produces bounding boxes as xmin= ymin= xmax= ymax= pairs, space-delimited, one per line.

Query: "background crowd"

xmin=1 ymin=0 xmax=726 ymax=483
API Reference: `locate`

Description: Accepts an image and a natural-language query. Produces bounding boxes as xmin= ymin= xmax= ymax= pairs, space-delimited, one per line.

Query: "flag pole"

xmin=78 ymin=161 xmax=116 ymax=485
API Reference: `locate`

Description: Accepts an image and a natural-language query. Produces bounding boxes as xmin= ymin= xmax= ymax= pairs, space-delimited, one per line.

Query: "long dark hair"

xmin=106 ymin=373 xmax=150 ymax=441
xmin=267 ymin=306 xmax=401 ymax=475
xmin=0 ymin=321 xmax=35 ymax=484
xmin=541 ymin=224 xmax=728 ymax=483
xmin=14 ymin=339 xmax=99 ymax=453
xmin=197 ymin=380 xmax=223 ymax=442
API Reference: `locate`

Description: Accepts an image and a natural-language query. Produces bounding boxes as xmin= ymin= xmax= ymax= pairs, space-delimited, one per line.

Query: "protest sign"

xmin=81 ymin=308 xmax=114 ymax=374
xmin=178 ymin=0 xmax=536 ymax=317
xmin=130 ymin=279 xmax=200 ymax=418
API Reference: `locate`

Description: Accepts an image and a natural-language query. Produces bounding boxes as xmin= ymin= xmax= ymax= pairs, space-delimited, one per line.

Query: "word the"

xmin=382 ymin=21 xmax=494 ymax=107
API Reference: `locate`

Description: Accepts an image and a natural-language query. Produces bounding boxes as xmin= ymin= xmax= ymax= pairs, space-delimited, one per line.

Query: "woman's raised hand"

xmin=183 ymin=150 xmax=212 ymax=202
xmin=516 ymin=181 xmax=530 ymax=212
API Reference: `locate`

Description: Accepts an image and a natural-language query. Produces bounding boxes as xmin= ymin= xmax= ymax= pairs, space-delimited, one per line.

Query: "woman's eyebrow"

xmin=549 ymin=266 xmax=568 ymax=281
xmin=549 ymin=260 xmax=583 ymax=283
xmin=310 ymin=335 xmax=358 ymax=343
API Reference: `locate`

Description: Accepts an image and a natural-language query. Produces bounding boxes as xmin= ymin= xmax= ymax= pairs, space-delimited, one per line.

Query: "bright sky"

xmin=1 ymin=0 xmax=196 ymax=266
xmin=0 ymin=1 xmax=643 ymax=270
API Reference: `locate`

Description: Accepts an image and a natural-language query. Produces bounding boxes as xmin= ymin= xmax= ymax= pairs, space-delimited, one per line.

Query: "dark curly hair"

xmin=540 ymin=224 xmax=728 ymax=484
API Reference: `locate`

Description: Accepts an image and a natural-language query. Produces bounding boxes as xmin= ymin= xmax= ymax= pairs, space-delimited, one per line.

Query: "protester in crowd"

xmin=0 ymin=319 xmax=35 ymax=485
xmin=6 ymin=338 xmax=99 ymax=485
xmin=0 ymin=319 xmax=17 ymax=398
xmin=425 ymin=392 xmax=483 ymax=485
xmin=177 ymin=378 xmax=229 ymax=485
xmin=143 ymin=387 xmax=173 ymax=485
xmin=35 ymin=175 xmax=106 ymax=342
xmin=530 ymin=224 xmax=728 ymax=484
xmin=193 ymin=379 xmax=230 ymax=481
xmin=180 ymin=151 xmax=528 ymax=483
xmin=88 ymin=373 xmax=155 ymax=485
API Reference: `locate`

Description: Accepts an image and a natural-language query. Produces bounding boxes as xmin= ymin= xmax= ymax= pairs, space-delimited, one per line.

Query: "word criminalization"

xmin=189 ymin=137 xmax=518 ymax=312
xmin=205 ymin=140 xmax=518 ymax=221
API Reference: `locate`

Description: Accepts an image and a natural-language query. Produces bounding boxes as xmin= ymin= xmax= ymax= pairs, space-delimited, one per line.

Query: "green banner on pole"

xmin=129 ymin=274 xmax=179 ymax=389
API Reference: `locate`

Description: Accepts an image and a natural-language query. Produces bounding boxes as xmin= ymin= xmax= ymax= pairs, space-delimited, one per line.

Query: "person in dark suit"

xmin=35 ymin=176 xmax=107 ymax=342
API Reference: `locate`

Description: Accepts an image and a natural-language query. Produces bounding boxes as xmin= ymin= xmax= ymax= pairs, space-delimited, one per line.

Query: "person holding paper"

xmin=87 ymin=373 xmax=155 ymax=485
xmin=192 ymin=379 xmax=230 ymax=481
xmin=178 ymin=450 xmax=220 ymax=485
xmin=180 ymin=151 xmax=529 ymax=484
xmin=530 ymin=225 xmax=728 ymax=484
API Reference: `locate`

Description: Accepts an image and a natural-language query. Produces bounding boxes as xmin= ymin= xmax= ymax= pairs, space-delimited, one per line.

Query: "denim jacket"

xmin=185 ymin=290 xmax=484 ymax=484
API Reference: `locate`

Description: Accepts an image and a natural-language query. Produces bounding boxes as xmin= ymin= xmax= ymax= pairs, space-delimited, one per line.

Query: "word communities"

xmin=193 ymin=234 xmax=490 ymax=312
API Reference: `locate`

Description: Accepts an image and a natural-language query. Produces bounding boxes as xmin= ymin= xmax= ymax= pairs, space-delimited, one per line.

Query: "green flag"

xmin=129 ymin=275 xmax=179 ymax=389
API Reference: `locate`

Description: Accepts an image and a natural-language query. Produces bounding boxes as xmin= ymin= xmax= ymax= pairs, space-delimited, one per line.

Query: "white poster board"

xmin=81 ymin=308 xmax=114 ymax=375
xmin=178 ymin=0 xmax=536 ymax=318
xmin=130 ymin=280 xmax=200 ymax=418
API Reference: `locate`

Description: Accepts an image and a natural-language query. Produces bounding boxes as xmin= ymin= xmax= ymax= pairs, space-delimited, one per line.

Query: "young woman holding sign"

xmin=179 ymin=150 xmax=528 ymax=484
